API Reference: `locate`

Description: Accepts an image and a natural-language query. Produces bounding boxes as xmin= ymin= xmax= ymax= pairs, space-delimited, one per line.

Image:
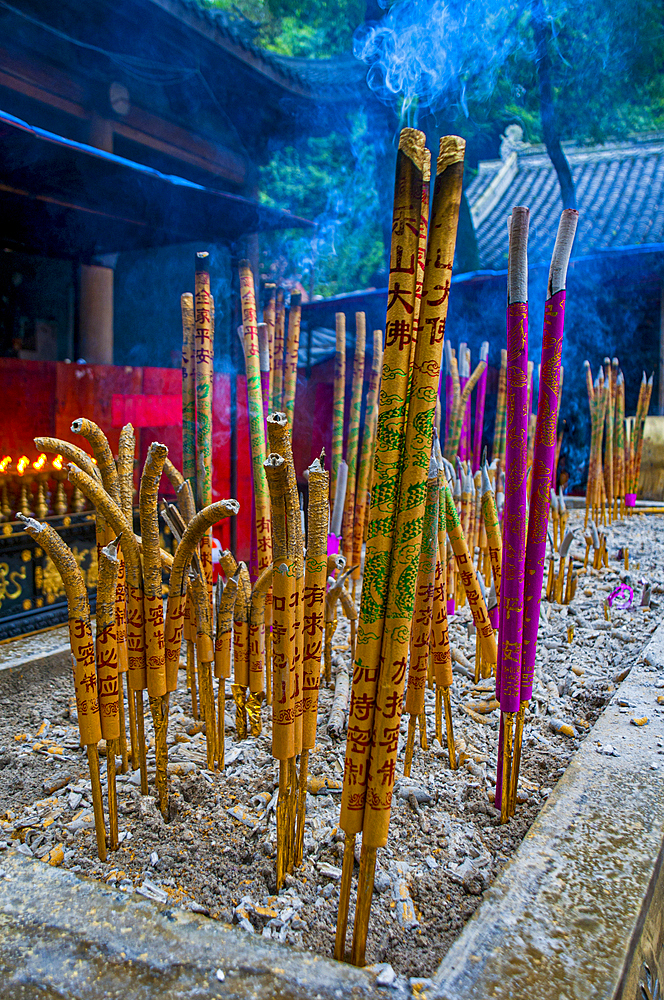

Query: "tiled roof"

xmin=164 ymin=0 xmax=367 ymax=101
xmin=466 ymin=130 xmax=664 ymax=269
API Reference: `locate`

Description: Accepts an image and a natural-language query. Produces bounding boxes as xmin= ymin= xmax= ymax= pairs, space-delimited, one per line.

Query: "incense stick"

xmin=350 ymin=135 xmax=465 ymax=968
xmin=341 ymin=313 xmax=366 ymax=562
xmin=283 ymin=293 xmax=302 ymax=431
xmin=336 ymin=129 xmax=426 ymax=963
xmin=331 ymin=313 xmax=346 ymax=501
xmin=496 ymin=207 xmax=530 ymax=823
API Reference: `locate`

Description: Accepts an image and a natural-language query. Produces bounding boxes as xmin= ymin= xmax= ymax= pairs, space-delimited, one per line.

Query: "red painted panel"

xmin=111 ymin=394 xmax=181 ymax=428
xmin=0 ymin=358 xmax=56 ymax=459
xmin=55 ymin=363 xmax=143 ymax=456
xmin=212 ymin=373 xmax=232 ymax=552
xmin=235 ymin=374 xmax=252 ymax=564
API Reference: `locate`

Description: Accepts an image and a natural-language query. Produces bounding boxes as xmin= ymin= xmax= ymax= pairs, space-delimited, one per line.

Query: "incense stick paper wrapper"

xmin=340 ymin=128 xmax=425 ymax=840
xmin=181 ymin=292 xmax=197 ymax=498
xmin=140 ymin=443 xmax=168 ymax=699
xmin=443 ymin=481 xmax=497 ymax=664
xmin=331 ymin=312 xmax=346 ymax=499
xmin=266 ymin=412 xmax=304 ymax=745
xmin=481 ymin=466 xmax=502 ymax=606
xmin=521 ymin=295 xmax=565 ymax=699
xmin=445 ymin=360 xmax=487 ymax=462
xmin=21 ymin=517 xmax=101 ymax=745
xmin=473 ymin=342 xmax=489 ymax=470
xmin=497 ymin=301 xmax=528 ymax=713
xmin=493 ymin=349 xmax=507 ymax=463
xmin=283 ymin=293 xmax=302 ymax=431
xmin=363 ymin=135 xmax=465 ymax=853
xmin=265 ymin=455 xmax=295 ymax=760
xmin=164 ymin=500 xmax=240 ymax=685
xmin=405 ymin=473 xmax=439 ymax=716
xmin=258 ymin=323 xmax=271 ymax=434
xmin=97 ymin=542 xmax=120 ymax=741
xmin=233 ymin=565 xmax=251 ymax=689
xmin=352 ymin=330 xmax=382 ymax=581
xmin=67 ymin=462 xmax=147 ymax=692
xmin=215 ymin=572 xmax=238 ymax=679
xmin=264 ymin=283 xmax=276 ymax=410
xmin=195 ymin=253 xmax=213 ymax=511
xmin=271 ymin=290 xmax=285 ymax=414
xmin=341 ymin=313 xmax=366 ymax=563
xmin=239 ymin=261 xmax=272 ymax=576
xmin=302 ymin=458 xmax=329 ymax=749
xmin=250 ymin=566 xmax=273 ymax=694
xmin=431 ymin=544 xmax=453 ymax=687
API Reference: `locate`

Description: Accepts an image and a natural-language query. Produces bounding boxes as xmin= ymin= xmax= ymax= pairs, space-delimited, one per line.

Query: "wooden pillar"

xmin=79 ymin=264 xmax=114 ymax=364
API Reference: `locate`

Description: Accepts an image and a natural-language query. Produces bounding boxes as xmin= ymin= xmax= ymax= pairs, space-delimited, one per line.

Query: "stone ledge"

xmin=428 ymin=620 xmax=664 ymax=1000
xmin=0 ymin=848 xmax=378 ymax=999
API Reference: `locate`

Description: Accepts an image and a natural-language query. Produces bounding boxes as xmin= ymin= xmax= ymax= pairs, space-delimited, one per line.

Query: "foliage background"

xmin=201 ymin=0 xmax=664 ymax=297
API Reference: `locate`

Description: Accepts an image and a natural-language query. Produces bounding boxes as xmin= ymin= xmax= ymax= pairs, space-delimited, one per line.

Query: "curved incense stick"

xmin=71 ymin=418 xmax=120 ymax=503
xmin=19 ymin=514 xmax=107 ymax=861
xmin=35 ymin=436 xmax=100 ymax=483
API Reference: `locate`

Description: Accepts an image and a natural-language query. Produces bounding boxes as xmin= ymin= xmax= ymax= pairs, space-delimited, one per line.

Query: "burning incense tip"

xmin=437 ymin=134 xmax=466 ymax=171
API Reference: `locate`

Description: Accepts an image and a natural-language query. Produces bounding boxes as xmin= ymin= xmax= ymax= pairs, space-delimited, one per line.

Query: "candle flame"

xmin=0 ymin=456 xmax=11 ymax=473
xmin=52 ymin=455 xmax=63 ymax=471
xmin=17 ymin=456 xmax=30 ymax=476
xmin=33 ymin=453 xmax=46 ymax=471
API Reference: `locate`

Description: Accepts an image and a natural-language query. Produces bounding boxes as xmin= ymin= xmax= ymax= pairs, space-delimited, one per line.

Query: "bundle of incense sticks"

xmin=627 ymin=371 xmax=654 ymax=506
xmin=45 ymin=418 xmax=238 ymax=818
xmin=509 ymin=210 xmax=578 ymax=815
xmin=584 ymin=359 xmax=653 ymax=522
xmin=336 ymin=130 xmax=492 ymax=968
xmin=336 ymin=126 xmax=427 ymax=964
xmin=495 ymin=206 xmax=530 ymax=824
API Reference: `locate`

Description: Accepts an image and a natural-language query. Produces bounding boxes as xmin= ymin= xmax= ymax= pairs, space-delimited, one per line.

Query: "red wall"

xmin=0 ymin=358 xmax=336 ymax=567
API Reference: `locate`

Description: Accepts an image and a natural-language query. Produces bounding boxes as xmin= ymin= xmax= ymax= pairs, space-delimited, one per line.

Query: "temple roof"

xmin=151 ymin=0 xmax=369 ymax=103
xmin=467 ymin=128 xmax=664 ymax=269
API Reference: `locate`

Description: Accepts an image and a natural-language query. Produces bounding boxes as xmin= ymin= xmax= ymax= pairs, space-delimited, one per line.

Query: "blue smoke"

xmin=354 ymin=0 xmax=524 ymax=117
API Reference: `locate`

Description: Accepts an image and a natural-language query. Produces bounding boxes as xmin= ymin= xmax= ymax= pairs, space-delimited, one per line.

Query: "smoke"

xmin=353 ymin=0 xmax=526 ymax=118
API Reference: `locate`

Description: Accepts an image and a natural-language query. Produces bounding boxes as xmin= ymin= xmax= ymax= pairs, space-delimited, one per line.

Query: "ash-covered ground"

xmin=1 ymin=509 xmax=663 ymax=983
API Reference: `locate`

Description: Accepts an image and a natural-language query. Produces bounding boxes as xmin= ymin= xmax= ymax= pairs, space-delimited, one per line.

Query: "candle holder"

xmin=51 ymin=455 xmax=68 ymax=516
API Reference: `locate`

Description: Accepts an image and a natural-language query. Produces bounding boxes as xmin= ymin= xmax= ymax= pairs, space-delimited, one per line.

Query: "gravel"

xmin=0 ymin=509 xmax=662 ymax=978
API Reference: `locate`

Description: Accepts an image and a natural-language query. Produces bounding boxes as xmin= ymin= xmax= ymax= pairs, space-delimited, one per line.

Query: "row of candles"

xmin=0 ymin=454 xmax=92 ymax=520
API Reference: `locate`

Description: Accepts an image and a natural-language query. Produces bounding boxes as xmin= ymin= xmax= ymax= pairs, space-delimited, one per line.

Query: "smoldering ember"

xmin=1 ymin=3 xmax=664 ymax=1000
